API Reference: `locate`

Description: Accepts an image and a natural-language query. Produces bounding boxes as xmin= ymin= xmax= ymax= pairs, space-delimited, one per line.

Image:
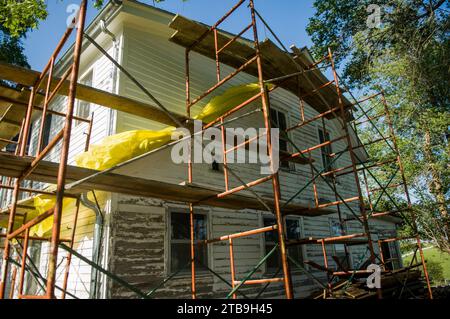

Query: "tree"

xmin=307 ymin=0 xmax=449 ymax=252
xmin=0 ymin=0 xmax=48 ymax=73
xmin=0 ymin=30 xmax=29 ymax=68
xmin=0 ymin=1 xmax=168 ymax=74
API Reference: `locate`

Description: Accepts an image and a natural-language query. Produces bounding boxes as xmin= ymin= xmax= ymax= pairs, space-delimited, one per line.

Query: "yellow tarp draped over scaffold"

xmin=0 ymin=83 xmax=265 ymax=239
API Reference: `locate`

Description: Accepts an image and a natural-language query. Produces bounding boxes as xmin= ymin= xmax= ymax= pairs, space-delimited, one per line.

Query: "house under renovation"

xmin=0 ymin=0 xmax=433 ymax=299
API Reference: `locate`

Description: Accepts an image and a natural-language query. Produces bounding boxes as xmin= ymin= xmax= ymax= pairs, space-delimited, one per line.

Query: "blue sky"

xmin=23 ymin=0 xmax=316 ymax=70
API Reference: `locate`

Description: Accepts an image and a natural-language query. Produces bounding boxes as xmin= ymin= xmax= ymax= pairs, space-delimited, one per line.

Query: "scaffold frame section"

xmin=0 ymin=0 xmax=433 ymax=299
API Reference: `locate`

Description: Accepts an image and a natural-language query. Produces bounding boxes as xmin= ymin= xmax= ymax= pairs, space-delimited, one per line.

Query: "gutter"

xmin=80 ymin=192 xmax=104 ymax=299
xmin=54 ymin=0 xmax=123 ymax=75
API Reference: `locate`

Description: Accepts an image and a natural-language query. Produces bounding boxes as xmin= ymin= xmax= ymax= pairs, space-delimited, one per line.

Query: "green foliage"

xmin=0 ymin=0 xmax=180 ymax=69
xmin=426 ymin=260 xmax=445 ymax=285
xmin=0 ymin=31 xmax=29 ymax=68
xmin=308 ymin=0 xmax=449 ymax=253
xmin=0 ymin=0 xmax=48 ymax=38
xmin=404 ymin=247 xmax=450 ymax=285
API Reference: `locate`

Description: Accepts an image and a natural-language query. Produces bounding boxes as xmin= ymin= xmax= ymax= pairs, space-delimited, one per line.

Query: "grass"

xmin=403 ymin=247 xmax=450 ymax=286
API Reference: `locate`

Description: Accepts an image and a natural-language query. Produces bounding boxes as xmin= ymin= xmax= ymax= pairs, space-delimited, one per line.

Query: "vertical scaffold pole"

xmin=250 ymin=0 xmax=293 ymax=299
xmin=45 ymin=0 xmax=87 ymax=299
xmin=185 ymin=45 xmax=197 ymax=299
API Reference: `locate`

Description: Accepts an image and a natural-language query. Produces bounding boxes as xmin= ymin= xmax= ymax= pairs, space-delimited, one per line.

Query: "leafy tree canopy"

xmin=307 ymin=0 xmax=449 ymax=252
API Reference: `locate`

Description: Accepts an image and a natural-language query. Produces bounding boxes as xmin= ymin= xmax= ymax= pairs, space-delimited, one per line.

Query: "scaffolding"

xmin=0 ymin=0 xmax=433 ymax=299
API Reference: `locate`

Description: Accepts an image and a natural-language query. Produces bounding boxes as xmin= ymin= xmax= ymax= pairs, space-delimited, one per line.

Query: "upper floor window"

xmin=270 ymin=108 xmax=290 ymax=169
xmin=263 ymin=216 xmax=304 ymax=273
xmin=318 ymin=127 xmax=334 ymax=172
xmin=75 ymin=70 xmax=93 ymax=126
xmin=41 ymin=114 xmax=53 ymax=150
xmin=169 ymin=210 xmax=208 ymax=274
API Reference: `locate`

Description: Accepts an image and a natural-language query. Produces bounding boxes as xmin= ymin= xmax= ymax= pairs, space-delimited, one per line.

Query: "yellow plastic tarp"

xmin=75 ymin=127 xmax=176 ymax=170
xmin=194 ymin=83 xmax=264 ymax=123
xmin=29 ymin=195 xmax=73 ymax=237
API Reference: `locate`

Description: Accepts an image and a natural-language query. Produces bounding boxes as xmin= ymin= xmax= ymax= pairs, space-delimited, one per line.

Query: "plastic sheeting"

xmin=75 ymin=127 xmax=176 ymax=170
xmin=194 ymin=83 xmax=264 ymax=123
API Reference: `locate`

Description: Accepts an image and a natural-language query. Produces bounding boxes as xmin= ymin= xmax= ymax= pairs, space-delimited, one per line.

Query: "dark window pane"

xmin=42 ymin=114 xmax=53 ymax=149
xmin=270 ymin=109 xmax=278 ymax=126
xmin=263 ymin=217 xmax=278 ymax=242
xmin=318 ymin=128 xmax=325 ymax=143
xmin=170 ymin=243 xmax=207 ymax=273
xmin=278 ymin=112 xmax=287 ymax=131
xmin=171 ymin=212 xmax=206 ymax=240
xmin=265 ymin=244 xmax=280 ymax=271
xmin=5 ymin=134 xmax=19 ymax=153
xmin=171 ymin=213 xmax=190 ymax=240
xmin=319 ymin=128 xmax=334 ymax=171
xmin=279 ymin=139 xmax=288 ymax=152
xmin=170 ymin=212 xmax=208 ymax=274
xmin=194 ymin=215 xmax=207 ymax=240
xmin=286 ymin=219 xmax=304 ymax=266
xmin=263 ymin=217 xmax=280 ymax=271
xmin=286 ymin=219 xmax=302 ymax=240
xmin=330 ymin=219 xmax=343 ymax=237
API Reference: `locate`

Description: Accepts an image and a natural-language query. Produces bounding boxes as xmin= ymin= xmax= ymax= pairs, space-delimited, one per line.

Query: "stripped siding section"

xmin=108 ymin=195 xmax=321 ymax=298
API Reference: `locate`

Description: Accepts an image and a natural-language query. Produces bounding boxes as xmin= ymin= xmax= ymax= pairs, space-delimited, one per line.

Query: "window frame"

xmin=166 ymin=207 xmax=210 ymax=276
xmin=75 ymin=69 xmax=93 ymax=126
xmin=269 ymin=107 xmax=294 ymax=172
xmin=317 ymin=125 xmax=335 ymax=173
xmin=41 ymin=113 xmax=53 ymax=149
xmin=261 ymin=214 xmax=306 ymax=274
xmin=328 ymin=217 xmax=352 ymax=270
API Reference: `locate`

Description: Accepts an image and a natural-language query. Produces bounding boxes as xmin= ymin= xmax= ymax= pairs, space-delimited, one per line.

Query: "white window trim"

xmin=165 ymin=206 xmax=211 ymax=277
xmin=316 ymin=123 xmax=335 ymax=171
xmin=260 ymin=212 xmax=307 ymax=275
xmin=75 ymin=69 xmax=94 ymax=126
xmin=270 ymin=105 xmax=296 ymax=172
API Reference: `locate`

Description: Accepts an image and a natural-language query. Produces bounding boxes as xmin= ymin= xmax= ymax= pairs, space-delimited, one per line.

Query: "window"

xmin=170 ymin=211 xmax=208 ymax=274
xmin=264 ymin=217 xmax=280 ymax=272
xmin=329 ymin=218 xmax=350 ymax=270
xmin=286 ymin=218 xmax=304 ymax=266
xmin=41 ymin=114 xmax=53 ymax=149
xmin=380 ymin=241 xmax=401 ymax=270
xmin=5 ymin=134 xmax=19 ymax=153
xmin=318 ymin=127 xmax=334 ymax=172
xmin=270 ymin=109 xmax=290 ymax=169
xmin=263 ymin=216 xmax=304 ymax=272
xmin=75 ymin=70 xmax=93 ymax=126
